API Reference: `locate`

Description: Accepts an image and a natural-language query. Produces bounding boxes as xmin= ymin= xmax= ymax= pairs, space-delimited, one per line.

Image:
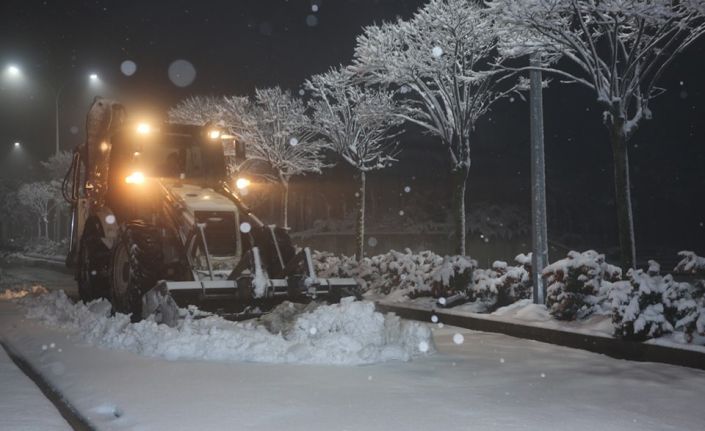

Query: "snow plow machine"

xmin=64 ymin=97 xmax=358 ymax=325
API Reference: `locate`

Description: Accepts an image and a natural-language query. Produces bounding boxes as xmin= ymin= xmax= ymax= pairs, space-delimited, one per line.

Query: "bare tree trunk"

xmin=37 ymin=218 xmax=41 ymax=238
xmin=451 ymin=165 xmax=470 ymax=256
xmin=609 ymin=123 xmax=636 ymax=270
xmin=281 ymin=181 xmax=289 ymax=228
xmin=355 ymin=171 xmax=366 ymax=261
xmin=43 ymin=217 xmax=50 ymax=240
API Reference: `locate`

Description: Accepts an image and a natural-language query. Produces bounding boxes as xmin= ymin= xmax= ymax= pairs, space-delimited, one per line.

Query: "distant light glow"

xmin=100 ymin=142 xmax=110 ymax=152
xmin=13 ymin=142 xmax=20 ymax=148
xmin=6 ymin=65 xmax=21 ymax=77
xmin=89 ymin=73 xmax=99 ymax=81
xmin=208 ymin=129 xmax=221 ymax=139
xmin=236 ymin=177 xmax=250 ymax=190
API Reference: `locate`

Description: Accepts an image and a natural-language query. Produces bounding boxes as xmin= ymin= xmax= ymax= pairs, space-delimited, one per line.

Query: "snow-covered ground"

xmin=2 ymin=265 xmax=705 ymax=430
xmin=0 ymin=345 xmax=70 ymax=430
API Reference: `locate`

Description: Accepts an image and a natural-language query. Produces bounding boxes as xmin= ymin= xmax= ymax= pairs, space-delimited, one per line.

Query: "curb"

xmin=0 ymin=340 xmax=96 ymax=431
xmin=375 ymin=302 xmax=705 ymax=371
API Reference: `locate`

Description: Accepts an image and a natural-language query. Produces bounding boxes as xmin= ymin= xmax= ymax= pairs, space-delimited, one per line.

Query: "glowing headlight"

xmin=136 ymin=123 xmax=151 ymax=135
xmin=125 ymin=171 xmax=146 ymax=184
xmin=235 ymin=177 xmax=250 ymax=190
xmin=208 ymin=129 xmax=221 ymax=139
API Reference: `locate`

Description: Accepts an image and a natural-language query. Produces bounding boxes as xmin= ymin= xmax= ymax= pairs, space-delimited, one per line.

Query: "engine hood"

xmin=165 ymin=182 xmax=238 ymax=213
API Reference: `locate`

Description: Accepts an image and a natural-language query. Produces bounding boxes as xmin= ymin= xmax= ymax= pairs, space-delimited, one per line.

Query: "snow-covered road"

xmin=1 ymin=265 xmax=705 ymax=431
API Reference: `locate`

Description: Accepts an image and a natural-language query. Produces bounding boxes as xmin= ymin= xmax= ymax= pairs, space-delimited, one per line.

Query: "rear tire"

xmin=110 ymin=221 xmax=163 ymax=322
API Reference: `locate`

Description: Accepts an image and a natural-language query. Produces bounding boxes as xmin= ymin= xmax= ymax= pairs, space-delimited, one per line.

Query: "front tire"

xmin=110 ymin=222 xmax=163 ymax=322
xmin=77 ymin=221 xmax=110 ymax=302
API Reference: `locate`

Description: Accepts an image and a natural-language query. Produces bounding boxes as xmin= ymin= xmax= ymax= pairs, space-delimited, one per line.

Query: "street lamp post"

xmin=3 ymin=64 xmax=100 ymax=155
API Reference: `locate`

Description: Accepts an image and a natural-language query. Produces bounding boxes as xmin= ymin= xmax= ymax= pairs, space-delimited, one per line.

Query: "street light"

xmin=6 ymin=65 xmax=21 ymax=78
xmin=4 ymin=63 xmax=102 ymax=155
xmin=13 ymin=142 xmax=21 ymax=148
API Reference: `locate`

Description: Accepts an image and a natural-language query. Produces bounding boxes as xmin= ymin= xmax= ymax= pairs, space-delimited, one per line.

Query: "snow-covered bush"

xmin=313 ymin=249 xmax=477 ymax=299
xmin=674 ymin=251 xmax=705 ymax=275
xmin=610 ymin=265 xmax=679 ymax=341
xmin=544 ymin=250 xmax=622 ymax=321
xmin=471 ymin=254 xmax=532 ymax=312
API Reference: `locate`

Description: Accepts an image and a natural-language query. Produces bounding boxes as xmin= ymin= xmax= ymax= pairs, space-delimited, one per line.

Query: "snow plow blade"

xmin=142 ymin=276 xmax=359 ymax=326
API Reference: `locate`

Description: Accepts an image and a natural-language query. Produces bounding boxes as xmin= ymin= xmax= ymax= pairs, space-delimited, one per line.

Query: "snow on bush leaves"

xmin=17 ymin=291 xmax=432 ymax=365
xmin=674 ymin=251 xmax=705 ymax=274
xmin=610 ymin=266 xmax=679 ymax=341
xmin=313 ymin=249 xmax=477 ymax=299
xmin=471 ymin=254 xmax=532 ymax=312
xmin=543 ymin=250 xmax=622 ymax=321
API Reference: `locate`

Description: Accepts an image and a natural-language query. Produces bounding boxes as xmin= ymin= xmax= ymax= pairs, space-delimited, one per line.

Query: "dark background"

xmin=0 ymin=0 xmax=703 ymax=261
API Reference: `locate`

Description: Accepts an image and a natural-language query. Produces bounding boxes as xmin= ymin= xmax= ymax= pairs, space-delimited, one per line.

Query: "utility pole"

xmin=530 ymin=52 xmax=548 ymax=304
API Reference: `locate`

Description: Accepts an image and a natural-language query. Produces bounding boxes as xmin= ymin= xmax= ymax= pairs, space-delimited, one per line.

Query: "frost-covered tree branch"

xmin=489 ymin=0 xmax=705 ymax=269
xmin=350 ymin=0 xmax=517 ymax=255
xmin=305 ymin=67 xmax=402 ymax=259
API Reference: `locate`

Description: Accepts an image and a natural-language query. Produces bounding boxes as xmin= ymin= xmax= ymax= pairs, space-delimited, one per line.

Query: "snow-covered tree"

xmin=239 ymin=87 xmax=327 ymax=228
xmin=18 ymin=181 xmax=61 ymax=239
xmin=40 ymin=150 xmax=73 ymax=240
xmin=168 ymin=95 xmax=226 ymax=126
xmin=489 ymin=0 xmax=705 ymax=269
xmin=305 ymin=67 xmax=402 ymax=260
xmin=351 ymin=0 xmax=518 ymax=255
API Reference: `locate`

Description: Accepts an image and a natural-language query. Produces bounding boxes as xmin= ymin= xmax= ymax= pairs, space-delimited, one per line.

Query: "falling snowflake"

xmin=239 ymin=222 xmax=252 ymax=234
xmin=437 ymin=322 xmax=444 ymax=329
xmin=105 ymin=214 xmax=116 ymax=225
xmin=398 ymin=210 xmax=404 ymax=216
xmin=438 ymin=297 xmax=447 ymax=306
xmin=367 ymin=237 xmax=378 ymax=247
xmin=41 ymin=345 xmax=47 ymax=351
xmin=49 ymin=343 xmax=56 ymax=349
xmin=289 ymin=137 xmax=299 ymax=146
xmin=306 ymin=14 xmax=318 ymax=27
xmin=404 ymin=186 xmax=411 ymax=193
xmin=418 ymin=341 xmax=429 ymax=353
xmin=299 ymin=89 xmax=305 ymax=96
xmin=312 ymin=4 xmax=319 ymax=12
xmin=309 ymin=327 xmax=318 ymax=335
xmin=432 ymin=46 xmax=443 ymax=57
xmin=120 ymin=60 xmax=137 ymax=76
xmin=452 ymin=333 xmax=464 ymax=345
xmin=540 ymin=373 xmax=546 ymax=378
xmin=168 ymin=59 xmax=197 ymax=87
xmin=499 ymin=357 xmax=505 ymax=363
xmin=431 ymin=314 xmax=439 ymax=323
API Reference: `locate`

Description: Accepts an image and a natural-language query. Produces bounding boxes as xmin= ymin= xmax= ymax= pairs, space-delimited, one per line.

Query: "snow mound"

xmin=18 ymin=291 xmax=433 ymax=365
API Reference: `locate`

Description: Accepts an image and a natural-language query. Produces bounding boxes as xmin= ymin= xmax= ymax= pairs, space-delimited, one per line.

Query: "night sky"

xmin=1 ymin=0 xmax=704 ymax=256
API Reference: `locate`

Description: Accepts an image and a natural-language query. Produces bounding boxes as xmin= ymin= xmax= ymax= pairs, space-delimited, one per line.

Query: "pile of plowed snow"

xmin=14 ymin=290 xmax=433 ymax=365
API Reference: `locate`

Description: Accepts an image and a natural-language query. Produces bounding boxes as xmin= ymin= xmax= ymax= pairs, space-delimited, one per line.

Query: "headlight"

xmin=235 ymin=177 xmax=250 ymax=189
xmin=136 ymin=123 xmax=151 ymax=135
xmin=125 ymin=171 xmax=146 ymax=184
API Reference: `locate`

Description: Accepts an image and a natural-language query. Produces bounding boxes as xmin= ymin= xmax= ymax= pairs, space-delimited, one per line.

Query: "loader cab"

xmin=105 ymin=122 xmax=229 ymax=218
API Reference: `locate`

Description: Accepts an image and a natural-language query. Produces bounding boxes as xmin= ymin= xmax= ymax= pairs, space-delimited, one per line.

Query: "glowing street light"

xmin=13 ymin=141 xmax=21 ymax=148
xmin=6 ymin=64 xmax=21 ymax=78
xmin=3 ymin=62 xmax=104 ymax=155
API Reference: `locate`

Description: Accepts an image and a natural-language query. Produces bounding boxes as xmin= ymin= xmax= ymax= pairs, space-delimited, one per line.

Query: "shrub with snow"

xmin=543 ymin=250 xmax=622 ymax=321
xmin=674 ymin=251 xmax=705 ymax=274
xmin=471 ymin=254 xmax=532 ymax=312
xmin=313 ymin=249 xmax=476 ymax=299
xmin=610 ymin=265 xmax=680 ymax=341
